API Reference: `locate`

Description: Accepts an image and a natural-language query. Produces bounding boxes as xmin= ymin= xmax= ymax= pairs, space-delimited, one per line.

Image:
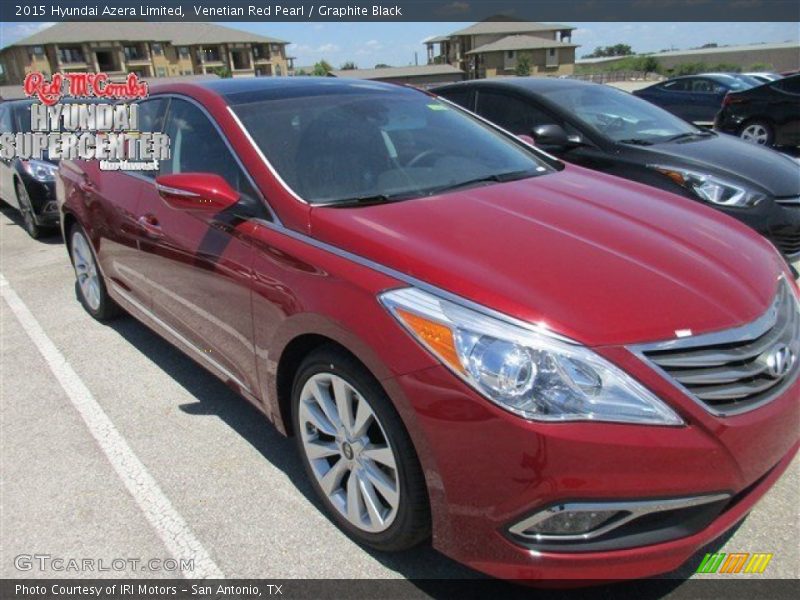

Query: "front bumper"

xmin=716 ymin=198 xmax=800 ymax=260
xmin=388 ymin=355 xmax=799 ymax=581
xmin=26 ymin=178 xmax=59 ymax=225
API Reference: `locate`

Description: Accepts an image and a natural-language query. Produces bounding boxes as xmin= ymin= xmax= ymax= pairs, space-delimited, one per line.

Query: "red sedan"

xmin=58 ymin=78 xmax=799 ymax=582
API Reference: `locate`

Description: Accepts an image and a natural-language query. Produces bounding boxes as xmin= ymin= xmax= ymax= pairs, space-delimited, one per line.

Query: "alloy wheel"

xmin=71 ymin=231 xmax=102 ymax=312
xmin=16 ymin=184 xmax=37 ymax=236
xmin=740 ymin=123 xmax=769 ymax=145
xmin=298 ymin=373 xmax=400 ymax=533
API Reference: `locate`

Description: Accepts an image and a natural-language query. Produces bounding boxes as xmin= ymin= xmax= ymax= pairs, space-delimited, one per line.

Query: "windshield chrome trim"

xmin=226 ymin=105 xmax=309 ymax=206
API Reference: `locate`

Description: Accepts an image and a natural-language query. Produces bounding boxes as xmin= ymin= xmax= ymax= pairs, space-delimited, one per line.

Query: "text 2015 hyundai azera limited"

xmin=58 ymin=79 xmax=799 ymax=582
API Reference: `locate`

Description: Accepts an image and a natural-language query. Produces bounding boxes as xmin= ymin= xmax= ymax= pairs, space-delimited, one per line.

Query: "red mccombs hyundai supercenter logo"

xmin=0 ymin=72 xmax=171 ymax=172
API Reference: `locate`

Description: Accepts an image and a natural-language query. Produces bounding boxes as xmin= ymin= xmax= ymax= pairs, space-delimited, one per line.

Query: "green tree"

xmin=210 ymin=66 xmax=231 ymax=79
xmin=583 ymin=44 xmax=633 ymax=58
xmin=340 ymin=61 xmax=358 ymax=70
xmin=711 ymin=63 xmax=741 ymax=72
xmin=374 ymin=63 xmax=391 ymax=68
xmin=515 ymin=53 xmax=532 ymax=76
xmin=748 ymin=62 xmax=774 ymax=71
xmin=638 ymin=56 xmax=660 ymax=75
xmin=312 ymin=60 xmax=333 ymax=76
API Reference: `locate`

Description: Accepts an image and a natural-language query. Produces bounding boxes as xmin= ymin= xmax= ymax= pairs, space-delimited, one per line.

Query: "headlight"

xmin=652 ymin=166 xmax=764 ymax=208
xmin=380 ymin=288 xmax=683 ymax=426
xmin=22 ymin=160 xmax=58 ymax=182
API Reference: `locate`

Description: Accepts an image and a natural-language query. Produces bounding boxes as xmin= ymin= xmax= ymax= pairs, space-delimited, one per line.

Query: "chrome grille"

xmin=636 ymin=279 xmax=800 ymax=416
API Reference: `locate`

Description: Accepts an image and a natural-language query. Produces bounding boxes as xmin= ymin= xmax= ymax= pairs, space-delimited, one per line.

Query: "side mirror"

xmin=155 ymin=173 xmax=239 ymax=212
xmin=531 ymin=124 xmax=571 ymax=149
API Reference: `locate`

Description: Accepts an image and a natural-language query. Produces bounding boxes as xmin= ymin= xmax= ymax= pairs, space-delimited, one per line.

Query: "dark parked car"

xmin=632 ymin=73 xmax=756 ymax=124
xmin=59 ymin=78 xmax=799 ymax=582
xmin=715 ymin=74 xmax=800 ymax=148
xmin=433 ymin=78 xmax=800 ymax=260
xmin=0 ymin=99 xmax=60 ymax=238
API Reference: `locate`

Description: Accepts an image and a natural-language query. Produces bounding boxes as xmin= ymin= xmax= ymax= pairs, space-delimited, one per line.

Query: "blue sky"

xmin=1 ymin=22 xmax=797 ymax=68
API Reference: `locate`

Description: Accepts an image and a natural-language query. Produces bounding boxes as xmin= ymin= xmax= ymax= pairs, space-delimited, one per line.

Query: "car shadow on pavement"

xmin=104 ymin=312 xmax=743 ymax=598
xmin=0 ymin=203 xmax=63 ymax=244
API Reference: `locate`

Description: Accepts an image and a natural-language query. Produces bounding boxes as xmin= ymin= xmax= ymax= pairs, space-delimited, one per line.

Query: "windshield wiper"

xmin=663 ymin=131 xmax=714 ymax=143
xmin=618 ymin=138 xmax=654 ymax=146
xmin=313 ymin=194 xmax=403 ymax=208
xmin=426 ymin=169 xmax=539 ymax=195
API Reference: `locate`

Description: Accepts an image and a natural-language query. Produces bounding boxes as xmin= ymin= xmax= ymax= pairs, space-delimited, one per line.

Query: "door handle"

xmin=78 ymin=180 xmax=95 ymax=194
xmin=137 ymin=214 xmax=163 ymax=239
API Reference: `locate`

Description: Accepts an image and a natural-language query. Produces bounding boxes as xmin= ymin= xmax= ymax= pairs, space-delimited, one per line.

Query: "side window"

xmin=476 ymin=91 xmax=555 ymax=135
xmin=691 ymin=79 xmax=717 ymax=93
xmin=662 ymin=80 xmax=688 ymax=92
xmin=0 ymin=106 xmax=11 ymax=133
xmin=161 ymin=98 xmax=267 ymax=218
xmin=135 ymin=98 xmax=168 ymax=178
xmin=439 ymin=88 xmax=473 ymax=111
xmin=774 ymin=77 xmax=800 ymax=95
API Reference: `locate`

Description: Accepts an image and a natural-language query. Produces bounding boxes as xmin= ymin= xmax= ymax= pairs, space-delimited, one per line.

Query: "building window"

xmin=152 ymin=43 xmax=163 ymax=55
xmin=31 ymin=46 xmax=44 ymax=57
xmin=230 ymin=48 xmax=251 ymax=70
xmin=124 ymin=45 xmax=145 ymax=61
xmin=199 ymin=47 xmax=222 ymax=62
xmin=548 ymin=48 xmax=556 ymax=57
xmin=59 ymin=46 xmax=85 ymax=64
xmin=156 ymin=67 xmax=166 ymax=77
xmin=179 ymin=46 xmax=189 ymax=58
xmin=507 ymin=50 xmax=515 ymax=59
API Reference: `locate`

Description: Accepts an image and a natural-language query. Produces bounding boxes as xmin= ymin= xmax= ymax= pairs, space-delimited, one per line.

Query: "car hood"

xmin=632 ymin=133 xmax=800 ymax=198
xmin=309 ymin=165 xmax=786 ymax=346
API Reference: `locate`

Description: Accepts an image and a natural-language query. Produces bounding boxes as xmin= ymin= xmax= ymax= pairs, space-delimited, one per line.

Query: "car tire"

xmin=739 ymin=120 xmax=774 ymax=146
xmin=292 ymin=345 xmax=430 ymax=552
xmin=15 ymin=180 xmax=42 ymax=239
xmin=69 ymin=223 xmax=121 ymax=321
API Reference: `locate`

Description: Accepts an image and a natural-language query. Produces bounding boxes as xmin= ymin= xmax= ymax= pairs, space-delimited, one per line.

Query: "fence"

xmin=570 ymin=71 xmax=665 ymax=83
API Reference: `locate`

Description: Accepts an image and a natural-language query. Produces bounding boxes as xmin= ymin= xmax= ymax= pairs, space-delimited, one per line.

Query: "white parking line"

xmin=0 ymin=272 xmax=224 ymax=579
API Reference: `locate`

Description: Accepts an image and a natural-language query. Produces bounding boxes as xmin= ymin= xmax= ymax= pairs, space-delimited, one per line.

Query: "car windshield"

xmin=232 ymin=87 xmax=554 ymax=205
xmin=725 ymin=74 xmax=761 ymax=88
xmin=538 ymin=84 xmax=703 ymax=144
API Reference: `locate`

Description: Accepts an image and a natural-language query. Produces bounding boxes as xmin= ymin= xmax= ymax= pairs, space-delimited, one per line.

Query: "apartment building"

xmin=0 ymin=22 xmax=291 ymax=85
xmin=425 ymin=20 xmax=578 ymax=78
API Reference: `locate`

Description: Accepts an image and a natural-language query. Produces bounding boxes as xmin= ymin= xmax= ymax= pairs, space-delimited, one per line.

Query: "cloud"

xmin=365 ymin=39 xmax=382 ymax=49
xmin=288 ymin=43 xmax=313 ymax=53
xmin=317 ymin=43 xmax=340 ymax=53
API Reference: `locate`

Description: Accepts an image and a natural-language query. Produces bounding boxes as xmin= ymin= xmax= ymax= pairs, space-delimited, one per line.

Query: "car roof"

xmin=0 ymin=99 xmax=35 ymax=107
xmin=155 ymin=76 xmax=421 ymax=105
xmin=433 ymin=77 xmax=602 ymax=94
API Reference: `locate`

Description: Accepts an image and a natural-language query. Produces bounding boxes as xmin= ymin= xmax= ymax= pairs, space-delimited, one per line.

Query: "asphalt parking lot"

xmin=0 ymin=205 xmax=798 ymax=594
